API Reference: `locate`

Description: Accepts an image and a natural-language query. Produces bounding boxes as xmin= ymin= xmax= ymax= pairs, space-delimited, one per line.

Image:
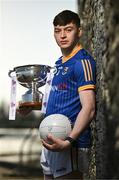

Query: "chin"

xmin=60 ymin=44 xmax=70 ymax=49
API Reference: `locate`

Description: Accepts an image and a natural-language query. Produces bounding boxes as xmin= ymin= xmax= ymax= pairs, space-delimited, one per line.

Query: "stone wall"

xmin=104 ymin=0 xmax=119 ymax=178
xmin=78 ymin=0 xmax=119 ymax=179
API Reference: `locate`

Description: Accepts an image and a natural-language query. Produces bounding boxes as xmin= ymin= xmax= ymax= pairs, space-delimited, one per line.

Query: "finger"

xmin=47 ymin=134 xmax=58 ymax=143
xmin=42 ymin=140 xmax=54 ymax=150
xmin=42 ymin=139 xmax=52 ymax=147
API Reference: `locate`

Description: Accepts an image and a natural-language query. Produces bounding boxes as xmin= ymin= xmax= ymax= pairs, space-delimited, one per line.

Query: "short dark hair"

xmin=53 ymin=10 xmax=80 ymax=27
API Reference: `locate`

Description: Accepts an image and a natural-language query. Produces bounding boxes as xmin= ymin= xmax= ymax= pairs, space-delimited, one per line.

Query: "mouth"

xmin=60 ymin=41 xmax=68 ymax=45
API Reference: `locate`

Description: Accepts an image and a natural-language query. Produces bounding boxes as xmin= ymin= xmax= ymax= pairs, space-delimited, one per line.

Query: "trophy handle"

xmin=38 ymin=76 xmax=47 ymax=84
xmin=8 ymin=70 xmax=15 ymax=77
xmin=37 ymin=66 xmax=52 ymax=85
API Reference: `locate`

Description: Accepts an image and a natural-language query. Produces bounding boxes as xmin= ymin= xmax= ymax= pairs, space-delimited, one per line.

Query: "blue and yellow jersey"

xmin=46 ymin=45 xmax=96 ymax=148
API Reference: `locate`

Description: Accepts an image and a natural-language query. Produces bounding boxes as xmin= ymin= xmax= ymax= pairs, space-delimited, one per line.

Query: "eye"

xmin=66 ymin=28 xmax=72 ymax=32
xmin=54 ymin=29 xmax=60 ymax=33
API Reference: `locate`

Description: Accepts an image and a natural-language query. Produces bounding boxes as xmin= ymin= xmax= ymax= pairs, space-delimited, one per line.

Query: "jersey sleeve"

xmin=74 ymin=59 xmax=96 ymax=92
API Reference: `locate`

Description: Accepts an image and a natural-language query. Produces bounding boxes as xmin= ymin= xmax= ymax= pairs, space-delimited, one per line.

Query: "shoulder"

xmin=74 ymin=49 xmax=96 ymax=70
xmin=75 ymin=49 xmax=95 ymax=62
xmin=74 ymin=49 xmax=96 ymax=81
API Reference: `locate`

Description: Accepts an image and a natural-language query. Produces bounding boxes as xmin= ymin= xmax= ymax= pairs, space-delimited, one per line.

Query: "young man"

xmin=41 ymin=10 xmax=96 ymax=179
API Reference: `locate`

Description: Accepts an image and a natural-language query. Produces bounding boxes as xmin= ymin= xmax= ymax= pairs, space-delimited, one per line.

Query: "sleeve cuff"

xmin=78 ymin=84 xmax=96 ymax=92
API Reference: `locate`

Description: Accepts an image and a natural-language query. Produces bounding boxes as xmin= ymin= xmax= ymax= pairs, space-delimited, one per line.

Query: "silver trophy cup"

xmin=9 ymin=64 xmax=51 ymax=110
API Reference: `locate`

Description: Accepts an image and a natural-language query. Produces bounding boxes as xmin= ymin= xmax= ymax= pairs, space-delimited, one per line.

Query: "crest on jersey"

xmin=62 ymin=67 xmax=69 ymax=75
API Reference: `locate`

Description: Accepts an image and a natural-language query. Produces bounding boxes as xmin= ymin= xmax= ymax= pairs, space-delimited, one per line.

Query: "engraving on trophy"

xmin=9 ymin=64 xmax=51 ymax=110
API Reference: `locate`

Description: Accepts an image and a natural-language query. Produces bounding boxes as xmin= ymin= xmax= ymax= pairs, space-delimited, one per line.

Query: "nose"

xmin=60 ymin=30 xmax=66 ymax=38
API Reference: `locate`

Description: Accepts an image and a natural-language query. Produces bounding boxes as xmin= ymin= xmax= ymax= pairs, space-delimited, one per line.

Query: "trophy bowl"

xmin=9 ymin=64 xmax=51 ymax=110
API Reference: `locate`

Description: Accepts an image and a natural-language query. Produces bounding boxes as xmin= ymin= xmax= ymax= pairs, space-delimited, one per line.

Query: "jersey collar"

xmin=62 ymin=44 xmax=82 ymax=63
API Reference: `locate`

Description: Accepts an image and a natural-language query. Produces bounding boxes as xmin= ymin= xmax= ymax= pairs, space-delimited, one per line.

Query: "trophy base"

xmin=19 ymin=101 xmax=42 ymax=110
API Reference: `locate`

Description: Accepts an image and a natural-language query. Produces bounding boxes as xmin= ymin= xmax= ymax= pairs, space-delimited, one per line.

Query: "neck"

xmin=61 ymin=41 xmax=79 ymax=57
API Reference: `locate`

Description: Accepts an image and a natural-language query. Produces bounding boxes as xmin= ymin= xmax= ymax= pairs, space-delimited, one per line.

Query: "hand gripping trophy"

xmin=8 ymin=64 xmax=51 ymax=120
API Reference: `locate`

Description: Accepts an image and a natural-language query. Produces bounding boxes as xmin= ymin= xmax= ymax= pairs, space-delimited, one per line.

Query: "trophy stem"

xmin=31 ymin=82 xmax=38 ymax=101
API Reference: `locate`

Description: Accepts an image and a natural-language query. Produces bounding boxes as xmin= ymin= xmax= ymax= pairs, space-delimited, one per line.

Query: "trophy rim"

xmin=8 ymin=64 xmax=51 ymax=88
xmin=13 ymin=64 xmax=51 ymax=70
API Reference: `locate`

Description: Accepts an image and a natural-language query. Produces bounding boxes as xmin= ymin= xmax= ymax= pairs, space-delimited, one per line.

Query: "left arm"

xmin=69 ymin=89 xmax=95 ymax=140
xmin=42 ymin=89 xmax=95 ymax=151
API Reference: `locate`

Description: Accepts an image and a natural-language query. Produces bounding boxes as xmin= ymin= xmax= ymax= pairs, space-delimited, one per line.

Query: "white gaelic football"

xmin=39 ymin=114 xmax=71 ymax=141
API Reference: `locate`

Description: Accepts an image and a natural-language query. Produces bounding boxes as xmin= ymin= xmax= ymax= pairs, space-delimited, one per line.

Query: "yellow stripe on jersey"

xmin=87 ymin=60 xmax=93 ymax=81
xmin=81 ymin=59 xmax=93 ymax=81
xmin=84 ymin=60 xmax=91 ymax=81
xmin=78 ymin=84 xmax=96 ymax=92
xmin=81 ymin=60 xmax=88 ymax=81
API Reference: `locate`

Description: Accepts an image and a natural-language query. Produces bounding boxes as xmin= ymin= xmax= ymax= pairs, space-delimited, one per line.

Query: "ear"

xmin=78 ymin=27 xmax=82 ymax=37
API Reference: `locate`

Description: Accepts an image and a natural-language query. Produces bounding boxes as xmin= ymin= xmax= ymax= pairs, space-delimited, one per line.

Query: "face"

xmin=54 ymin=22 xmax=81 ymax=50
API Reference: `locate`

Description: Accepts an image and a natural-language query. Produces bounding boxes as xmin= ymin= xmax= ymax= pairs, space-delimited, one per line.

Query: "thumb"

xmin=47 ymin=133 xmax=57 ymax=142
